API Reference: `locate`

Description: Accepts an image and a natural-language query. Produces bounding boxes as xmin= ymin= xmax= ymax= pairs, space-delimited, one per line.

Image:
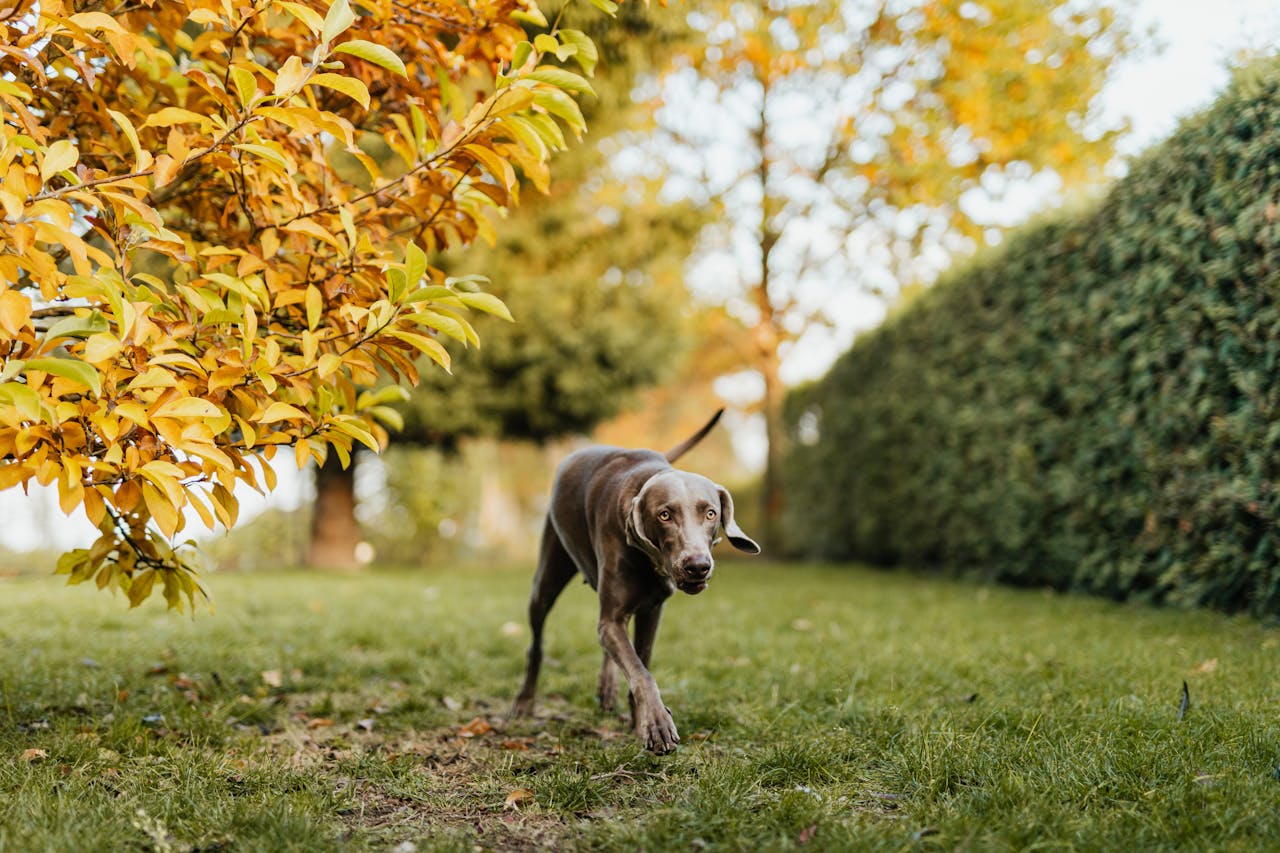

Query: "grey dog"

xmin=510 ymin=410 xmax=760 ymax=753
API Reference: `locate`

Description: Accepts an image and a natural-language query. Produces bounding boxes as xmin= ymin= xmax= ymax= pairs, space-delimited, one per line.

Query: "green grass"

xmin=2 ymin=562 xmax=1278 ymax=851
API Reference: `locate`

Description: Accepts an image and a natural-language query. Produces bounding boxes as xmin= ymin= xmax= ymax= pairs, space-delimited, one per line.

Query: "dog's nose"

xmin=684 ymin=559 xmax=712 ymax=579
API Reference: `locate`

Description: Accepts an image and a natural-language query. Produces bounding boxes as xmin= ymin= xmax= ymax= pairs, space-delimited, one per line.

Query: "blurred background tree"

xmin=644 ymin=0 xmax=1140 ymax=548
xmin=306 ymin=2 xmax=713 ymax=568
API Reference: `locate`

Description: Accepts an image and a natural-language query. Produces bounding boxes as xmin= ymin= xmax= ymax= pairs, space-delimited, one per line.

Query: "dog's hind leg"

xmin=511 ymin=518 xmax=577 ymax=717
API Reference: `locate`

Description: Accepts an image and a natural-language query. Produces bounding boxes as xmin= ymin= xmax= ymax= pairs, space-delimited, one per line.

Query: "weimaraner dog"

xmin=510 ymin=410 xmax=760 ymax=753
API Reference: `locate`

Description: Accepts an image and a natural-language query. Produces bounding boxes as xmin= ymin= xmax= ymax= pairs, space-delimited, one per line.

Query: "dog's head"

xmin=625 ymin=470 xmax=760 ymax=594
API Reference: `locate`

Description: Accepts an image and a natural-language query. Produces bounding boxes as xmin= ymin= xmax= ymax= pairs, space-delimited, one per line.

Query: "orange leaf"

xmin=503 ymin=788 xmax=534 ymax=810
xmin=458 ymin=717 xmax=491 ymax=738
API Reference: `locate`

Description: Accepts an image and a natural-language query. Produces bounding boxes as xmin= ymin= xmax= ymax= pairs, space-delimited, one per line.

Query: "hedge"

xmin=782 ymin=58 xmax=1280 ymax=616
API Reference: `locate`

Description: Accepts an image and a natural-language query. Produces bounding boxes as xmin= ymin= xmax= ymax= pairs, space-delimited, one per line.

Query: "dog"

xmin=510 ymin=409 xmax=760 ymax=753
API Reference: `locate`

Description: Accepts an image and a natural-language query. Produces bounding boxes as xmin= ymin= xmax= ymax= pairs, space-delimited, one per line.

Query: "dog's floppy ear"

xmin=716 ymin=485 xmax=761 ymax=554
xmin=625 ymin=494 xmax=660 ymax=560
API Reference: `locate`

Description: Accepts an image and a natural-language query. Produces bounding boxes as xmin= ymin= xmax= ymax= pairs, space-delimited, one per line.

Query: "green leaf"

xmin=44 ymin=310 xmax=110 ymax=342
xmin=534 ymin=34 xmax=559 ymax=56
xmin=457 ymin=291 xmax=513 ymax=322
xmin=532 ymin=88 xmax=586 ymax=134
xmin=0 ymin=381 xmax=44 ymax=421
xmin=585 ymin=0 xmax=618 ymax=15
xmin=26 ymin=357 xmax=102 ymax=396
xmin=558 ymin=29 xmax=599 ymax=75
xmin=367 ymin=405 xmax=404 ymax=432
xmin=234 ymin=143 xmax=292 ymax=171
xmin=525 ymin=65 xmax=596 ymax=96
xmin=231 ymin=66 xmax=258 ymax=108
xmin=511 ymin=4 xmax=547 ymax=26
xmin=356 ymin=385 xmax=410 ymax=409
xmin=333 ymin=40 xmax=407 ymax=77
xmin=512 ymin=41 xmax=533 ymax=72
xmin=404 ymin=241 xmax=427 ymax=288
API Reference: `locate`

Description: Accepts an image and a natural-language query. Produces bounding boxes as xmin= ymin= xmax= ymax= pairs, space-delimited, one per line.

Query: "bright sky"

xmin=2 ymin=0 xmax=1277 ymax=552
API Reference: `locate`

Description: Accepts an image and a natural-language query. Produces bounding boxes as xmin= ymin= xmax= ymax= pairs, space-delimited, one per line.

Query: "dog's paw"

xmin=635 ymin=703 xmax=679 ymax=754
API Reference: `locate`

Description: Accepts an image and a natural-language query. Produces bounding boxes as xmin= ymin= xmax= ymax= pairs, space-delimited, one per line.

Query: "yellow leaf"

xmin=322 ymin=0 xmax=356 ymax=43
xmin=306 ymin=285 xmax=322 ymax=331
xmin=127 ymin=569 xmax=156 ymax=607
xmin=41 ymin=140 xmax=79 ymax=181
xmin=279 ymin=2 xmax=324 ymax=34
xmin=230 ymin=66 xmax=258 ymax=108
xmin=317 ymin=353 xmax=342 ymax=379
xmin=308 ymin=73 xmax=370 ymax=109
xmin=66 ymin=11 xmax=128 ymax=34
xmin=259 ymin=401 xmax=307 ymax=423
xmin=83 ymin=333 xmax=122 ymax=363
xmin=274 ymin=56 xmax=308 ymax=98
xmin=152 ymin=154 xmax=180 ymax=189
xmin=186 ymin=488 xmax=216 ymax=530
xmin=142 ymin=481 xmax=180 ymax=539
xmin=107 ymin=109 xmax=143 ymax=172
xmin=151 ymin=397 xmax=223 ymax=420
xmin=141 ymin=107 xmax=208 ymax=129
xmin=283 ymin=218 xmax=345 ymax=251
xmin=0 ymin=290 xmax=32 ymax=336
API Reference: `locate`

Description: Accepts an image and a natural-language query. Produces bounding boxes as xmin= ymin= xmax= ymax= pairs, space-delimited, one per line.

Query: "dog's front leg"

xmin=597 ymin=615 xmax=679 ymax=754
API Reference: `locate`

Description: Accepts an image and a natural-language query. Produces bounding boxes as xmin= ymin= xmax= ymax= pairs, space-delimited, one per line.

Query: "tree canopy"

xmin=0 ymin=0 xmax=611 ymax=608
xmin=650 ymin=0 xmax=1138 ymax=547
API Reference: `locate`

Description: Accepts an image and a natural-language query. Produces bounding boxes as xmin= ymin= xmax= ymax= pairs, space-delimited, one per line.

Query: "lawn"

xmin=1 ymin=561 xmax=1278 ymax=851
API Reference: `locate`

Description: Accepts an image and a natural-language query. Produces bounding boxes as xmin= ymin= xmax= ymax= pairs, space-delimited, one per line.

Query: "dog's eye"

xmin=706 ymin=509 xmax=717 ymax=521
xmin=658 ymin=510 xmax=672 ymax=522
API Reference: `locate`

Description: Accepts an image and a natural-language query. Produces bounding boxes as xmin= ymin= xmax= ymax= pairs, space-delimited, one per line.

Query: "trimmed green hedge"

xmin=782 ymin=59 xmax=1280 ymax=616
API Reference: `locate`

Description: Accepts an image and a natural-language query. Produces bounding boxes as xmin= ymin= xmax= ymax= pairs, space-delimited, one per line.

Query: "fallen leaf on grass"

xmin=504 ymin=787 xmax=534 ymax=810
xmin=501 ymin=738 xmax=532 ymax=751
xmin=1194 ymin=658 xmax=1219 ymax=674
xmin=798 ymin=823 xmax=817 ymax=844
xmin=306 ymin=718 xmax=334 ymax=730
xmin=261 ymin=670 xmax=282 ymax=688
xmin=20 ymin=749 xmax=47 ymax=762
xmin=500 ymin=621 xmax=523 ymax=637
xmin=458 ymin=717 xmax=491 ymax=738
xmin=791 ymin=618 xmax=814 ymax=632
xmin=356 ymin=718 xmax=375 ymax=732
xmin=440 ymin=696 xmax=462 ymax=711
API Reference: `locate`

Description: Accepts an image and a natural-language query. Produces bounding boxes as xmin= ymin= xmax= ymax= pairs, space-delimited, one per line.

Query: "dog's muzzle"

xmin=675 ymin=557 xmax=712 ymax=594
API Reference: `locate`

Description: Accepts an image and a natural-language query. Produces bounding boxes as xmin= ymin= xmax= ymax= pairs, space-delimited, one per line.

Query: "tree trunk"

xmin=753 ymin=78 xmax=787 ymax=553
xmin=307 ymin=454 xmax=362 ymax=570
xmin=758 ymin=341 xmax=786 ymax=553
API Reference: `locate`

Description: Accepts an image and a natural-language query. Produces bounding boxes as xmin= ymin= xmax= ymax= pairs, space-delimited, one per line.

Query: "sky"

xmin=2 ymin=0 xmax=1278 ymax=552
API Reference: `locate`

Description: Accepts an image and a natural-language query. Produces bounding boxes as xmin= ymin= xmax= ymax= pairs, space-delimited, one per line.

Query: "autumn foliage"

xmin=0 ymin=0 xmax=607 ymax=608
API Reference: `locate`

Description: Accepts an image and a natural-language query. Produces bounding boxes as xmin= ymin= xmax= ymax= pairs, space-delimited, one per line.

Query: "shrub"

xmin=783 ymin=58 xmax=1280 ymax=616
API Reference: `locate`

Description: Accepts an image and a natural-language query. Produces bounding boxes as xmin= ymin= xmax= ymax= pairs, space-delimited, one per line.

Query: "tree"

xmin=650 ymin=0 xmax=1138 ymax=549
xmin=0 ymin=0 xmax=615 ymax=608
xmin=303 ymin=1 xmax=707 ymax=568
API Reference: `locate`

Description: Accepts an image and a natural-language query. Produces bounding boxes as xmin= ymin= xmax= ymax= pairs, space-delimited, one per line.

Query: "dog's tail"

xmin=664 ymin=408 xmax=724 ymax=463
